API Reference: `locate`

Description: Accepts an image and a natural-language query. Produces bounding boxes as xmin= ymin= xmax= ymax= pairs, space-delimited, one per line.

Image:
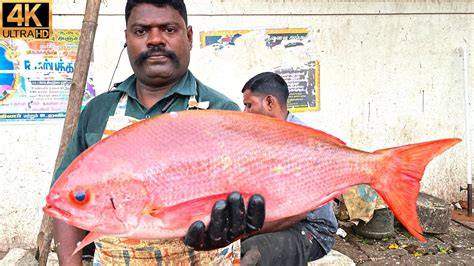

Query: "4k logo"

xmin=1 ymin=0 xmax=52 ymax=39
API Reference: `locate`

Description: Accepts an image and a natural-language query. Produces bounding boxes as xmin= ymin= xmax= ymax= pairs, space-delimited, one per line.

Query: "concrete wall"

xmin=0 ymin=0 xmax=472 ymax=251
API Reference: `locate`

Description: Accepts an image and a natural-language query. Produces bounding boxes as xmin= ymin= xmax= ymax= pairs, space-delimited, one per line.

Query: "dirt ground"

xmin=334 ymin=215 xmax=474 ymax=265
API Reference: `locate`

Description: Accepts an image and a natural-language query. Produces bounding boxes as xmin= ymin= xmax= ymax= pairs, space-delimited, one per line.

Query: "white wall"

xmin=0 ymin=0 xmax=472 ymax=251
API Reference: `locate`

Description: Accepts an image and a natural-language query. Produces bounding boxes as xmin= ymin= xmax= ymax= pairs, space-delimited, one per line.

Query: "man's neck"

xmin=135 ymin=81 xmax=174 ymax=109
xmin=272 ymin=110 xmax=289 ymax=121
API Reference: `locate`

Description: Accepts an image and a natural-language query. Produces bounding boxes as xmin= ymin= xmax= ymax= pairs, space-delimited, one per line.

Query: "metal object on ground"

xmin=461 ymin=40 xmax=472 ymax=217
xmin=470 ymin=184 xmax=473 ymax=217
xmin=460 ymin=184 xmax=473 ymax=217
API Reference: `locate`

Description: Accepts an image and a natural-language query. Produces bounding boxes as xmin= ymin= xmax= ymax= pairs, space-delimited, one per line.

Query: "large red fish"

xmin=44 ymin=110 xmax=461 ymax=254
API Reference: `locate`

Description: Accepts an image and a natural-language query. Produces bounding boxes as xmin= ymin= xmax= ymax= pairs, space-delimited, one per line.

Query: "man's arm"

xmin=53 ymin=219 xmax=86 ymax=265
xmin=259 ymin=213 xmax=307 ymax=233
xmin=50 ymin=107 xmax=94 ymax=265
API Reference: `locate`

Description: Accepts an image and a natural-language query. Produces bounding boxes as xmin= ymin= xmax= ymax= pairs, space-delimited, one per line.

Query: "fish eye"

xmin=75 ymin=191 xmax=86 ymax=201
xmin=68 ymin=188 xmax=91 ymax=206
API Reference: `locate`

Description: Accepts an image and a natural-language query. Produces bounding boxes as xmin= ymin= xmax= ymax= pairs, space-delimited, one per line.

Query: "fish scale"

xmin=44 ymin=110 xmax=461 ymax=254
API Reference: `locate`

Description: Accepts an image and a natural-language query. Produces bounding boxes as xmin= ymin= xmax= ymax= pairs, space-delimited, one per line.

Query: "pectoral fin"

xmin=147 ymin=193 xmax=241 ymax=230
xmin=72 ymin=231 xmax=103 ymax=256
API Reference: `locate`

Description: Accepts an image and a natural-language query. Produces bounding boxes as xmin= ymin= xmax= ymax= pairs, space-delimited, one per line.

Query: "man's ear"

xmin=187 ymin=25 xmax=193 ymax=50
xmin=124 ymin=29 xmax=128 ymax=47
xmin=265 ymin=95 xmax=275 ymax=111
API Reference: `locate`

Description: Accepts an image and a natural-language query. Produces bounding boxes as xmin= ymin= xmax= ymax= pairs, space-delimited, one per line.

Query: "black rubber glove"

xmin=184 ymin=192 xmax=265 ymax=251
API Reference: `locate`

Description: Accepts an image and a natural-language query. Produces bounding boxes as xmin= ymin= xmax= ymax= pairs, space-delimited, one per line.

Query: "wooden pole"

xmin=36 ymin=1 xmax=101 ymax=265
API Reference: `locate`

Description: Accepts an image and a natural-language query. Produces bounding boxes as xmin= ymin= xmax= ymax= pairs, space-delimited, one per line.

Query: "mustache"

xmin=136 ymin=46 xmax=179 ymax=66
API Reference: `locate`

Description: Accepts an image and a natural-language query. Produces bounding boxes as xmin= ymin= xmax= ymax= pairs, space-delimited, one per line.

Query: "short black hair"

xmin=125 ymin=0 xmax=188 ymax=25
xmin=242 ymin=72 xmax=289 ymax=107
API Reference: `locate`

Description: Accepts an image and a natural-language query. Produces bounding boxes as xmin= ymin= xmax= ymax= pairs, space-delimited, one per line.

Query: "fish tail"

xmin=371 ymin=138 xmax=461 ymax=242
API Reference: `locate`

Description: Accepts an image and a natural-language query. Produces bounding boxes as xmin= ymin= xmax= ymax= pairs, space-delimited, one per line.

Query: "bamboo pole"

xmin=36 ymin=1 xmax=101 ymax=265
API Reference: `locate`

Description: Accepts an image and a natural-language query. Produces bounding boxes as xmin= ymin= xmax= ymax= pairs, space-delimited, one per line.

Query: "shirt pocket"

xmin=85 ymin=132 xmax=102 ymax=147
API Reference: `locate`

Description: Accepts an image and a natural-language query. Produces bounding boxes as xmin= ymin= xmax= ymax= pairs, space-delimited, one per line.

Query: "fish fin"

xmin=372 ymin=138 xmax=461 ymax=242
xmin=72 ymin=231 xmax=103 ymax=256
xmin=262 ymin=113 xmax=345 ymax=145
xmin=292 ymin=123 xmax=345 ymax=145
xmin=309 ymin=128 xmax=346 ymax=145
xmin=148 ymin=193 xmax=241 ymax=229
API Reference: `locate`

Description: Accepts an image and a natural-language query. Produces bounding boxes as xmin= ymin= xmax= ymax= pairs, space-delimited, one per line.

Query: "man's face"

xmin=242 ymin=89 xmax=272 ymax=117
xmin=125 ymin=4 xmax=193 ymax=88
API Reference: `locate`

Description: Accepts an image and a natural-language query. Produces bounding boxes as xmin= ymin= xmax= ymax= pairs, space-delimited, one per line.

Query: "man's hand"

xmin=184 ymin=192 xmax=265 ymax=251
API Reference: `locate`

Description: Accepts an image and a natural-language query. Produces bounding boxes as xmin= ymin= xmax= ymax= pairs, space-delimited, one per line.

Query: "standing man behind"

xmin=240 ymin=72 xmax=338 ymax=265
xmin=51 ymin=0 xmax=264 ymax=264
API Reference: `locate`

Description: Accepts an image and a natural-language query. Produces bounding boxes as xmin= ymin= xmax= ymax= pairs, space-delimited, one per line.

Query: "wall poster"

xmin=0 ymin=29 xmax=94 ymax=123
xmin=199 ymin=28 xmax=319 ymax=112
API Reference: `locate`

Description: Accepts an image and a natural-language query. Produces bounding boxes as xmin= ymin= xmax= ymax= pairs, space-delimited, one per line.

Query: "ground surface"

xmin=334 ymin=216 xmax=474 ymax=265
xmin=1 ymin=215 xmax=472 ymax=265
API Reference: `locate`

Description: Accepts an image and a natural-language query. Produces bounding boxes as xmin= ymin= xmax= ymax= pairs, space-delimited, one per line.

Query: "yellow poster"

xmin=199 ymin=28 xmax=319 ymax=112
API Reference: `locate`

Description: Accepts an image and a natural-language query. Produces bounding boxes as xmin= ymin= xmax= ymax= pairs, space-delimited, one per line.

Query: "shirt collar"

xmin=116 ymin=70 xmax=198 ymax=101
xmin=286 ymin=112 xmax=305 ymax=126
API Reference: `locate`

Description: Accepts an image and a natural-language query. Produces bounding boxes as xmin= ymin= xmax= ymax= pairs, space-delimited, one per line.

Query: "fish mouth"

xmin=43 ymin=204 xmax=72 ymax=221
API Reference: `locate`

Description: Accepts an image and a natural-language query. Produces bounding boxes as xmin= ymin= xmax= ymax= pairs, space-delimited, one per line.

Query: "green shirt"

xmin=52 ymin=71 xmax=240 ymax=185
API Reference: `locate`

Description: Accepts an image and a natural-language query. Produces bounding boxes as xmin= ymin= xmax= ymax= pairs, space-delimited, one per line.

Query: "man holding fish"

xmin=47 ymin=0 xmax=461 ymax=265
xmin=50 ymin=0 xmax=273 ymax=265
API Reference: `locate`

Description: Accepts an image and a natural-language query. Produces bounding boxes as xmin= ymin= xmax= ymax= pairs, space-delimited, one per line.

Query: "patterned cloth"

xmin=93 ymin=237 xmax=240 ymax=265
xmin=342 ymin=184 xmax=387 ymax=223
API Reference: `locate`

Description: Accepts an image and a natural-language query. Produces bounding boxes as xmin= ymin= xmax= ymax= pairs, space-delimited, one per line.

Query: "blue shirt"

xmin=287 ymin=112 xmax=338 ymax=254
